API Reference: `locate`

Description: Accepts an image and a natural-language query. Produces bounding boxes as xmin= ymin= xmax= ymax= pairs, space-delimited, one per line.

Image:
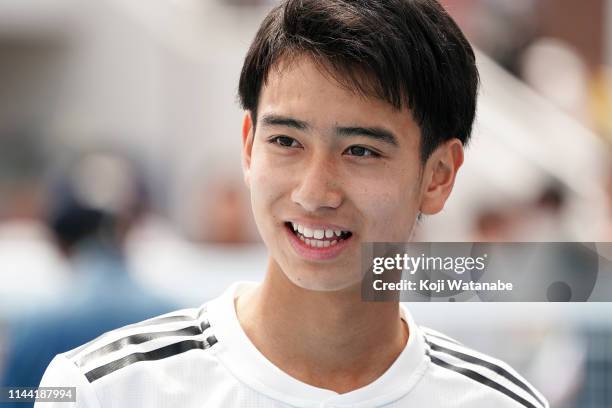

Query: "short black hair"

xmin=238 ymin=0 xmax=479 ymax=161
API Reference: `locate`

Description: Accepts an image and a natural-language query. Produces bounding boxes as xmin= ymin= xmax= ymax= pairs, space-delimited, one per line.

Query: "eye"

xmin=269 ymin=136 xmax=302 ymax=148
xmin=344 ymin=145 xmax=380 ymax=158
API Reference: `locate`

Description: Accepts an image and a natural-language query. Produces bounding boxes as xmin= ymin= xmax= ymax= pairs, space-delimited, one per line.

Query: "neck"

xmin=236 ymin=259 xmax=408 ymax=394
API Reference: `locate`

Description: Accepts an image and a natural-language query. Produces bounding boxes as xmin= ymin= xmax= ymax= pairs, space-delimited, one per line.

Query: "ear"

xmin=419 ymin=139 xmax=464 ymax=215
xmin=241 ymin=111 xmax=255 ymax=188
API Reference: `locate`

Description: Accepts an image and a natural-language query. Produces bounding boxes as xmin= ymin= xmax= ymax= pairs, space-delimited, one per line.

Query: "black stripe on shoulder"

xmin=428 ymin=352 xmax=540 ymax=408
xmin=75 ymin=324 xmax=207 ymax=367
xmin=425 ymin=337 xmax=546 ymax=408
xmin=65 ymin=314 xmax=197 ymax=359
xmin=85 ymin=336 xmax=218 ymax=383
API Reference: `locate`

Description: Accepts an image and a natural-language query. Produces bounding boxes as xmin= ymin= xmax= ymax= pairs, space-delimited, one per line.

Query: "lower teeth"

xmin=303 ymin=238 xmax=336 ymax=248
xmin=296 ymin=233 xmax=341 ymax=247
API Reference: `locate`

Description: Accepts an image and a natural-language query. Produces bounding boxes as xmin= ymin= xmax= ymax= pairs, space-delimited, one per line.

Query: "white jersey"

xmin=38 ymin=283 xmax=549 ymax=408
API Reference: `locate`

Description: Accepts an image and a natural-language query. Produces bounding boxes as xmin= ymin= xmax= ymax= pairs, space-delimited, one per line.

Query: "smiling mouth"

xmin=284 ymin=222 xmax=352 ymax=248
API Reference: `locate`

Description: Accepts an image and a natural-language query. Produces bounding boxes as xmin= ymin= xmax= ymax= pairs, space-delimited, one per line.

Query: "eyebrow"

xmin=336 ymin=126 xmax=399 ymax=146
xmin=260 ymin=114 xmax=309 ymax=131
xmin=260 ymin=113 xmax=399 ymax=146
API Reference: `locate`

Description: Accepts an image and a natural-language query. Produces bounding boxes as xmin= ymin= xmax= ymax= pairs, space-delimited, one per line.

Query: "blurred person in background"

xmin=0 ymin=128 xmax=70 ymax=318
xmin=0 ymin=151 xmax=176 ymax=403
xmin=125 ymin=172 xmax=267 ymax=306
xmin=472 ymin=206 xmax=517 ymax=241
xmin=194 ymin=177 xmax=255 ymax=244
xmin=471 ymin=182 xmax=569 ymax=242
xmin=523 ymin=182 xmax=569 ymax=240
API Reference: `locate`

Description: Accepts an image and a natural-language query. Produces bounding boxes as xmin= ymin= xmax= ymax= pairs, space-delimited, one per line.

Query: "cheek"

xmin=353 ymin=171 xmax=421 ymax=239
xmin=248 ymin=153 xmax=292 ymax=219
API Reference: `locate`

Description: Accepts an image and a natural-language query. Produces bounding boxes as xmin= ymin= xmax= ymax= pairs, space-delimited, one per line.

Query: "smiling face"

xmin=242 ymin=56 xmax=463 ymax=292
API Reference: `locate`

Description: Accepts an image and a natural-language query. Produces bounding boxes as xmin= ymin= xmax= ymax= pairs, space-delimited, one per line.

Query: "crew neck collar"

xmin=207 ymin=282 xmax=429 ymax=408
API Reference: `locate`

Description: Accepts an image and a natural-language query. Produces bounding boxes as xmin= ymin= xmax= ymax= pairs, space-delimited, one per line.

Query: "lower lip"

xmin=285 ymin=224 xmax=353 ymax=261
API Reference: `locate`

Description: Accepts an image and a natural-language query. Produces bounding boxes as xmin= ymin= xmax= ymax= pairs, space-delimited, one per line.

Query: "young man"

xmin=37 ymin=1 xmax=549 ymax=407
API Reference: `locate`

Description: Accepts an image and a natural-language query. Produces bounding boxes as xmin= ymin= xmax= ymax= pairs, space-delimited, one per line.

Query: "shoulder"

xmin=419 ymin=327 xmax=549 ymax=408
xmin=41 ymin=304 xmax=218 ymax=387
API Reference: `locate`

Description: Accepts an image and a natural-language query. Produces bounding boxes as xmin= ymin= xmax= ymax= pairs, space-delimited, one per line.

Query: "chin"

xmin=284 ymin=267 xmax=364 ymax=293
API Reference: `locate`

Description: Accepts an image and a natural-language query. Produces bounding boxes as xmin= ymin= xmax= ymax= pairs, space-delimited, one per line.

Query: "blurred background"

xmin=0 ymin=0 xmax=611 ymax=406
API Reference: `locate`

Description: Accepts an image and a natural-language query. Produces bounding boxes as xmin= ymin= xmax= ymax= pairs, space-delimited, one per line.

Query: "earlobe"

xmin=242 ymin=111 xmax=255 ymax=188
xmin=420 ymin=139 xmax=464 ymax=215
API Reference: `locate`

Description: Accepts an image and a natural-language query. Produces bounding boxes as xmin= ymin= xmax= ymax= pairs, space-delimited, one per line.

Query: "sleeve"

xmin=34 ymin=355 xmax=101 ymax=408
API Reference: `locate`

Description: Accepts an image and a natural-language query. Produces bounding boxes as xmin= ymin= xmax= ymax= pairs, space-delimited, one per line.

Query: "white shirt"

xmin=38 ymin=283 xmax=549 ymax=408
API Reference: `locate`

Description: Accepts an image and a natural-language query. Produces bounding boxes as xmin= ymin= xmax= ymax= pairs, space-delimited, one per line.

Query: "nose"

xmin=291 ymin=155 xmax=343 ymax=212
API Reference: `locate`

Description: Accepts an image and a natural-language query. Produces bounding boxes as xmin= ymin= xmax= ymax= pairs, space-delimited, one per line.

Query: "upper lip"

xmin=286 ymin=219 xmax=352 ymax=232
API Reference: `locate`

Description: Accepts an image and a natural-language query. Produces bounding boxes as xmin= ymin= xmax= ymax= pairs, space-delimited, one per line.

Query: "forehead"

xmin=258 ymin=56 xmax=420 ymax=141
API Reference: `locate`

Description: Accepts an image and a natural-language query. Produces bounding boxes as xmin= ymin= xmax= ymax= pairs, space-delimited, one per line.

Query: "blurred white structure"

xmin=422 ymin=50 xmax=608 ymax=241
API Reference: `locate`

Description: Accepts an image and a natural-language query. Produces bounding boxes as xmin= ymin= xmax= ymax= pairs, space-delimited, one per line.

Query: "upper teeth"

xmin=291 ymin=223 xmax=347 ymax=239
